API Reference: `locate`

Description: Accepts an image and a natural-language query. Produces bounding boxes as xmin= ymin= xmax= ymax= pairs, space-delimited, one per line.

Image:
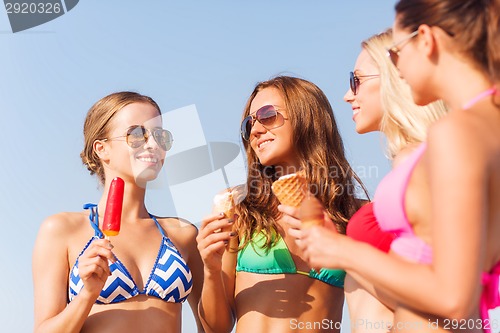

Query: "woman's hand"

xmin=77 ymin=238 xmax=114 ymax=299
xmin=299 ymin=225 xmax=344 ymax=269
xmin=279 ymin=203 xmax=344 ymax=269
xmin=196 ymin=213 xmax=235 ymax=272
xmin=277 ymin=204 xmax=302 ymax=238
xmin=278 ymin=204 xmax=337 ymax=238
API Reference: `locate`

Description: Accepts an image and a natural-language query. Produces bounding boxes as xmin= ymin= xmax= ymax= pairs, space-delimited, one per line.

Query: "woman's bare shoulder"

xmin=153 ymin=216 xmax=199 ymax=258
xmin=427 ymin=111 xmax=491 ymax=154
xmin=155 ymin=216 xmax=198 ymax=238
xmin=393 ymin=142 xmax=422 ymax=168
xmin=40 ymin=211 xmax=89 ymax=236
xmin=35 ymin=212 xmax=90 ymax=257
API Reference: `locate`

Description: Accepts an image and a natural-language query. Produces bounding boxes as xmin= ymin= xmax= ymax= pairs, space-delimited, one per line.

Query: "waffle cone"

xmin=271 ymin=171 xmax=307 ymax=207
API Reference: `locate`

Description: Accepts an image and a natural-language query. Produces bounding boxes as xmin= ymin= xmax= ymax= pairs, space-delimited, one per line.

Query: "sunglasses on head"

xmin=240 ymin=105 xmax=288 ymax=141
xmin=102 ymin=125 xmax=173 ymax=151
xmin=349 ymin=71 xmax=380 ymax=95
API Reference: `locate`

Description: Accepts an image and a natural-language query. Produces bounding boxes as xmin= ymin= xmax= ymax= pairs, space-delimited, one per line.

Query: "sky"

xmin=0 ymin=1 xmax=398 ymax=331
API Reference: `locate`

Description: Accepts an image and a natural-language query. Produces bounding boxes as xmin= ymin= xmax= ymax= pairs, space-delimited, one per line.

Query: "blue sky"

xmin=0 ymin=1 xmax=397 ymax=331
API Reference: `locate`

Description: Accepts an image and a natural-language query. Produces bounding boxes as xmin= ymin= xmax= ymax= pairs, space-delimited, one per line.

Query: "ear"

xmin=93 ymin=139 xmax=110 ymax=161
xmin=417 ymin=24 xmax=437 ymax=58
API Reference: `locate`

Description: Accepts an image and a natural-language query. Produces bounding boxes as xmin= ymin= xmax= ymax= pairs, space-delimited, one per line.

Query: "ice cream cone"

xmin=212 ymin=190 xmax=236 ymax=234
xmin=213 ymin=191 xmax=235 ymax=218
xmin=271 ymin=171 xmax=307 ymax=207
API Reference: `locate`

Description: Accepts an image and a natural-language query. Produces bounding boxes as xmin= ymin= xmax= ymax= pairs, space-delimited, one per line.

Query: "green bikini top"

xmin=236 ymin=232 xmax=345 ymax=288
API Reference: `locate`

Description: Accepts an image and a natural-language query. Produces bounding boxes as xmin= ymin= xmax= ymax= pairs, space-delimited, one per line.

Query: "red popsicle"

xmin=102 ymin=177 xmax=124 ymax=238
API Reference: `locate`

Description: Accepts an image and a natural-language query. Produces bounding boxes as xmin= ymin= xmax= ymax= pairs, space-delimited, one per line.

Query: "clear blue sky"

xmin=0 ymin=1 xmax=397 ymax=331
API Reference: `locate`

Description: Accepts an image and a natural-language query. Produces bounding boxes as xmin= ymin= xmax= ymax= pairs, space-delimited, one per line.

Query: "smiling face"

xmin=101 ymin=102 xmax=166 ymax=186
xmin=247 ymin=87 xmax=299 ymax=170
xmin=343 ymin=49 xmax=383 ymax=134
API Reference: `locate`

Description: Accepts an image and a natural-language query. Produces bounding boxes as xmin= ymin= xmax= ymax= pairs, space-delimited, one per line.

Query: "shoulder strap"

xmin=83 ymin=203 xmax=103 ymax=238
xmin=150 ymin=214 xmax=167 ymax=238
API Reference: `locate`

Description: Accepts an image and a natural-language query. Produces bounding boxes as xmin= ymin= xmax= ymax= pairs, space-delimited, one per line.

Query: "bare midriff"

xmin=81 ymin=295 xmax=182 ymax=333
xmin=234 ymin=271 xmax=344 ymax=333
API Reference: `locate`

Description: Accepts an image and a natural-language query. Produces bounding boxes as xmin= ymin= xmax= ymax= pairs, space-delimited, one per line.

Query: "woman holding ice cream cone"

xmin=196 ymin=76 xmax=368 ymax=333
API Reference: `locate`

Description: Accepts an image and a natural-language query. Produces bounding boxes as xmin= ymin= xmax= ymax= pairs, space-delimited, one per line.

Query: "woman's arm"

xmin=182 ymin=223 xmax=206 ymax=333
xmin=346 ymin=270 xmax=396 ymax=311
xmin=299 ymin=118 xmax=487 ymax=319
xmin=33 ymin=214 xmax=113 ymax=333
xmin=196 ymin=213 xmax=237 ymax=333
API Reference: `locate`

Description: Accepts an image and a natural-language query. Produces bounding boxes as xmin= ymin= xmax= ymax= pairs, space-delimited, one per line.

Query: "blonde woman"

xmin=297 ymin=0 xmax=500 ymax=332
xmin=33 ymin=92 xmax=204 ymax=333
xmin=341 ymin=29 xmax=446 ymax=333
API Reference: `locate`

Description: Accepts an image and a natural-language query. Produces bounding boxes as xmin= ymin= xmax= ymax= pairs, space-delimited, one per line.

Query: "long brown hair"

xmin=236 ymin=76 xmax=368 ymax=250
xmin=395 ymin=0 xmax=500 ymax=83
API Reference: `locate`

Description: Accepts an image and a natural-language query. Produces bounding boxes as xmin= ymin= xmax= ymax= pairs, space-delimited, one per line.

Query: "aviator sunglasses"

xmin=350 ymin=71 xmax=380 ymax=95
xmin=102 ymin=125 xmax=174 ymax=151
xmin=386 ymin=30 xmax=419 ymax=66
xmin=240 ymin=105 xmax=288 ymax=141
xmin=387 ymin=28 xmax=455 ymax=66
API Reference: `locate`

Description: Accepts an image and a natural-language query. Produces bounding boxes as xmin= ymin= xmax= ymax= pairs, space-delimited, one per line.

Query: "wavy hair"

xmin=235 ymin=76 xmax=368 ymax=250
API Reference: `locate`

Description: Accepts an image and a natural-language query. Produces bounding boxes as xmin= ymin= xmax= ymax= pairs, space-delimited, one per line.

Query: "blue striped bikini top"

xmin=68 ymin=204 xmax=193 ymax=304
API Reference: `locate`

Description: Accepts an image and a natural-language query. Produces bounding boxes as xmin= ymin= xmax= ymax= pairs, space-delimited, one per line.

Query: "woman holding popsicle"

xmin=296 ymin=0 xmax=500 ymax=332
xmin=32 ymin=92 xmax=204 ymax=333
xmin=196 ymin=76 xmax=368 ymax=333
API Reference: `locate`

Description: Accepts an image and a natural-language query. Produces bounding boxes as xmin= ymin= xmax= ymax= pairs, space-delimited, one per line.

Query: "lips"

xmin=136 ymin=154 xmax=160 ymax=164
xmin=352 ymin=107 xmax=360 ymax=120
xmin=257 ymin=138 xmax=273 ymax=149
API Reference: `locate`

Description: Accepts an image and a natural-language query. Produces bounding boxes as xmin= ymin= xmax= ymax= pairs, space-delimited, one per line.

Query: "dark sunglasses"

xmin=386 ymin=30 xmax=419 ymax=66
xmin=240 ymin=105 xmax=288 ymax=141
xmin=349 ymin=71 xmax=380 ymax=95
xmin=102 ymin=125 xmax=173 ymax=151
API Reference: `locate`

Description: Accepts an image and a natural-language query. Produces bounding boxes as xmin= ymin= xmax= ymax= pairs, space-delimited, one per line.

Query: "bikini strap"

xmin=83 ymin=203 xmax=104 ymax=238
xmin=149 ymin=214 xmax=176 ymax=248
xmin=463 ymin=87 xmax=497 ymax=109
xmin=149 ymin=214 xmax=167 ymax=236
xmin=81 ymin=207 xmax=171 ymax=245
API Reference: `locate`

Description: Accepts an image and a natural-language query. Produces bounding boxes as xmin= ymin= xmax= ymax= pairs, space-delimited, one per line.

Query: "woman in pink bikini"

xmin=290 ymin=1 xmax=500 ymax=332
xmin=341 ymin=29 xmax=446 ymax=333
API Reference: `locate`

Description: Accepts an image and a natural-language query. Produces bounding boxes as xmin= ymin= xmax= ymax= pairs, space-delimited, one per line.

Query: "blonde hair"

xmin=361 ymin=29 xmax=447 ymax=159
xmin=80 ymin=91 xmax=161 ymax=185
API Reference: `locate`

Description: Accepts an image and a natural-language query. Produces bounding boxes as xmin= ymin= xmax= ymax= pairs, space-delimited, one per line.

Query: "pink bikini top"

xmin=373 ymin=143 xmax=432 ymax=264
xmin=482 ymin=261 xmax=500 ymax=333
xmin=372 ymin=87 xmax=499 ymax=328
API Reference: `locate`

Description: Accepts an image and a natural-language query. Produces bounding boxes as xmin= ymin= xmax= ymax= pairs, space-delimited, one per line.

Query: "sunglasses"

xmin=349 ymin=71 xmax=380 ymax=95
xmin=102 ymin=125 xmax=173 ymax=151
xmin=240 ymin=105 xmax=288 ymax=141
xmin=386 ymin=30 xmax=419 ymax=66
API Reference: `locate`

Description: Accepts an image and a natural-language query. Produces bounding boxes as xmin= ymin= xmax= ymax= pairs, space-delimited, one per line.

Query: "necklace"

xmin=462 ymin=87 xmax=497 ymax=109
